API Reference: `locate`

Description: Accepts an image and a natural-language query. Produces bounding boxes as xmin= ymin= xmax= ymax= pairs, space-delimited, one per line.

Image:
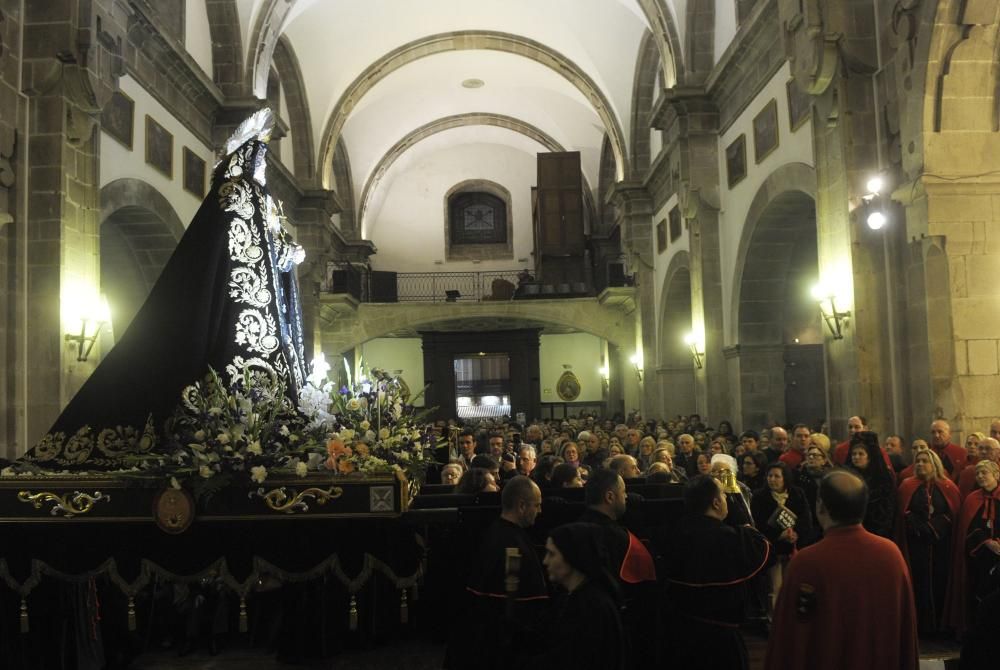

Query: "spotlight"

xmin=866 ymin=210 xmax=887 ymax=230
xmin=866 ymin=176 xmax=884 ymax=195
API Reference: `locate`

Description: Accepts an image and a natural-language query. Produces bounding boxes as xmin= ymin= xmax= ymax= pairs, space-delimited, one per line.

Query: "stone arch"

xmin=205 ymin=0 xmax=246 ymax=97
xmin=331 ymin=136 xmax=356 ymax=238
xmin=597 ymin=135 xmax=617 ymax=232
xmin=630 ymin=29 xmax=661 ymax=179
xmin=635 ymin=0 xmax=684 ymax=86
xmin=443 ymin=179 xmax=513 ymax=262
xmin=100 ymin=179 xmax=184 ymax=337
xmin=320 ymin=302 xmax=633 ymax=357
xmin=729 ymin=163 xmax=825 ymax=429
xmin=357 ymin=113 xmax=597 ymax=235
xmin=317 ymin=31 xmax=631 ymax=189
xmin=271 ymin=35 xmax=315 ymax=184
xmin=657 ymin=250 xmax=696 ymax=415
xmin=729 ymin=163 xmax=818 ymax=343
xmin=246 ymin=0 xmax=297 ymax=98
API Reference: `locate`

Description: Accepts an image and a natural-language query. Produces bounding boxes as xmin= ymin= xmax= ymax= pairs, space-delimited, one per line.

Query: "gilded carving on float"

xmin=17 ymin=490 xmax=111 ymax=517
xmin=250 ymin=485 xmax=344 ymax=514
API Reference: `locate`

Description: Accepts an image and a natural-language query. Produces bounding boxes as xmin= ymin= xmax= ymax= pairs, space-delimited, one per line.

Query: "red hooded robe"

xmin=764 ymin=525 xmax=919 ymax=670
xmin=943 ymin=484 xmax=1000 ymax=634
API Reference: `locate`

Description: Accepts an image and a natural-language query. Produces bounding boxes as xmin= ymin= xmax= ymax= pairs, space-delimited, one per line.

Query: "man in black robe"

xmin=659 ymin=475 xmax=771 ymax=670
xmin=578 ymin=469 xmax=657 ymax=668
xmin=446 ymin=476 xmax=548 ymax=670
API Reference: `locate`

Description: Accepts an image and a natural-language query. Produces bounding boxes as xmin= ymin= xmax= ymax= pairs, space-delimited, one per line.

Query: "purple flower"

xmin=339 ymin=386 xmax=350 ymax=395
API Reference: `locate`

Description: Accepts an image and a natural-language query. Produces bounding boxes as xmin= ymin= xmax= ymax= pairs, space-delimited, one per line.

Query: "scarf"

xmin=771 ymin=489 xmax=789 ymax=508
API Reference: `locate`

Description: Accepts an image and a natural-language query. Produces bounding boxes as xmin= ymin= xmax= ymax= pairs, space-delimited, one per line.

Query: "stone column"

xmin=779 ymin=0 xmax=891 ymax=439
xmin=611 ymin=182 xmax=655 ymax=419
xmin=652 ymin=89 xmax=727 ymax=424
xmin=17 ymin=0 xmax=127 ymax=450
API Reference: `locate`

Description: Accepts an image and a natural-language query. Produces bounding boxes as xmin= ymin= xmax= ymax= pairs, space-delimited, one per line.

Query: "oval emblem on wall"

xmin=556 ymin=370 xmax=581 ymax=401
xmin=153 ymin=487 xmax=195 ymax=534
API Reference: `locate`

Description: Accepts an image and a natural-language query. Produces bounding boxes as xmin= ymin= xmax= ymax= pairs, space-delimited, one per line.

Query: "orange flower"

xmin=326 ymin=438 xmax=346 ymax=457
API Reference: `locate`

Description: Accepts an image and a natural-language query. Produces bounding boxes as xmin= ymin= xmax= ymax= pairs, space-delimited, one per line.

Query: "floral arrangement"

xmin=298 ymin=360 xmax=440 ymax=484
xmin=112 ymin=357 xmax=441 ymax=498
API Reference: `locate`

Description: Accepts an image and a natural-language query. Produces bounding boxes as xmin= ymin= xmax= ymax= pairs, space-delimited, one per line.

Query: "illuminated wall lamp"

xmin=65 ymin=299 xmax=110 ymax=362
xmin=683 ymin=332 xmax=705 ymax=369
xmin=811 ymin=285 xmax=850 ymax=340
xmin=862 ymin=175 xmax=888 ymax=231
xmin=628 ymin=353 xmax=643 ymax=382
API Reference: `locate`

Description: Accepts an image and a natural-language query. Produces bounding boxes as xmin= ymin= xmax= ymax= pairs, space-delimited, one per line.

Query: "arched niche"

xmin=730 ymin=164 xmax=825 ymax=430
xmin=100 ymin=179 xmax=184 ymax=339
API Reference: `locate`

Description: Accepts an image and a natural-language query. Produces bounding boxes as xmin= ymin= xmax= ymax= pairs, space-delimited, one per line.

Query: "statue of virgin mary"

xmin=24 ymin=109 xmax=307 ymax=469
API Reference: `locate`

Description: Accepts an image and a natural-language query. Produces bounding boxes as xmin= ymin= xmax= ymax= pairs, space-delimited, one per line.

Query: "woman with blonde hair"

xmin=945 ymin=459 xmax=1000 ymax=643
xmin=896 ymin=448 xmax=960 ymax=633
xmin=807 ymin=432 xmax=831 ymax=455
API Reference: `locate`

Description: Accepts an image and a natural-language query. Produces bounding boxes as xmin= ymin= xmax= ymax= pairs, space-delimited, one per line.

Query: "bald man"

xmin=765 ymin=471 xmax=918 ymax=670
xmin=957 ymin=436 xmax=1000 ymax=499
xmin=929 ymin=419 xmax=968 ymax=483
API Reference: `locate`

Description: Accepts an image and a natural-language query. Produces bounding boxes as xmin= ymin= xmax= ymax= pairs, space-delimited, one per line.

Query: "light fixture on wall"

xmin=811 ymin=283 xmax=851 ymax=340
xmin=308 ymin=352 xmax=331 ymax=385
xmin=862 ymin=174 xmax=888 ymax=230
xmin=64 ymin=294 xmax=111 ymax=362
xmin=683 ymin=332 xmax=705 ymax=369
xmin=629 ymin=353 xmax=643 ymax=382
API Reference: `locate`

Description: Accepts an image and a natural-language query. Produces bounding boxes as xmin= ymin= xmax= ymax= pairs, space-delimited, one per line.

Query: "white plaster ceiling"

xmin=235 ymin=0 xmax=684 ymax=245
xmin=366 ymin=125 xmax=548 ymax=240
xmin=342 ymin=50 xmax=606 ymax=218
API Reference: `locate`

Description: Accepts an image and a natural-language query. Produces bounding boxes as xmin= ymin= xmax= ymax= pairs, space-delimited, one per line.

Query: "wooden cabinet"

xmin=533 ymin=152 xmax=586 ymax=286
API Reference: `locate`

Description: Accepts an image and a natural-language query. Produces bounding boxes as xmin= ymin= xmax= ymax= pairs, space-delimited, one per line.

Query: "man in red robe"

xmin=831 ymin=415 xmax=867 ymax=465
xmin=929 ymin=419 xmax=968 ymax=483
xmin=765 ymin=470 xmax=918 ymax=670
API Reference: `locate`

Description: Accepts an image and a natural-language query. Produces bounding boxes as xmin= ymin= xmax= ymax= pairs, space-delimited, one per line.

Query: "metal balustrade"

xmin=325 ymin=264 xmax=523 ymax=303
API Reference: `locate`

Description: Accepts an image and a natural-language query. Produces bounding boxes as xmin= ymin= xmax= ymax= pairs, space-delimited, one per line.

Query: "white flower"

xmin=360 ymin=420 xmax=370 ymax=431
xmin=378 ymin=427 xmax=390 ymax=440
xmin=365 ymin=430 xmax=376 ymax=442
xmin=346 ymin=398 xmax=361 ymax=411
xmin=251 ymin=465 xmax=268 ymax=484
xmin=199 ymin=465 xmax=213 ymax=478
xmin=295 ymin=461 xmax=308 ymax=477
xmin=216 ymin=433 xmax=230 ymax=445
xmin=247 ymin=440 xmax=262 ymax=456
xmin=279 ymin=425 xmax=290 ymax=436
xmin=411 ymin=430 xmax=422 ymax=440
xmin=340 ymin=428 xmax=355 ymax=440
xmin=399 ymin=451 xmax=411 ymax=461
xmin=194 ymin=430 xmax=206 ymax=442
xmin=0 ymin=467 xmax=15 ymax=477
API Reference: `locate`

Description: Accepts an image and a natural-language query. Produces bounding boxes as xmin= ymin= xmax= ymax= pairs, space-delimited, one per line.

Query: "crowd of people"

xmin=420 ymin=412 xmax=1000 ymax=670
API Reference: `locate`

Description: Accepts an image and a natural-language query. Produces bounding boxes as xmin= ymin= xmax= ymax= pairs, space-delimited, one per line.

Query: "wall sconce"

xmin=811 ymin=284 xmax=851 ymax=339
xmin=629 ymin=353 xmax=643 ymax=382
xmin=862 ymin=175 xmax=887 ymax=230
xmin=683 ymin=332 xmax=705 ymax=369
xmin=65 ymin=296 xmax=110 ymax=362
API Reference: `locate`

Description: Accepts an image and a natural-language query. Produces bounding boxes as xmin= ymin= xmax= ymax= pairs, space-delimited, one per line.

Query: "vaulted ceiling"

xmin=234 ymin=0 xmax=685 ymax=237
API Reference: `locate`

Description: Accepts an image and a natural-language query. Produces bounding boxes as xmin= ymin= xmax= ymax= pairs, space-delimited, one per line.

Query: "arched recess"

xmin=658 ymin=250 xmax=696 ymax=416
xmin=357 ymin=113 xmax=597 ymax=235
xmin=317 ymin=31 xmax=631 ymax=189
xmin=100 ymin=179 xmax=184 ymax=338
xmin=444 ymin=179 xmax=513 ymax=262
xmin=204 ymin=0 xmax=246 ymax=96
xmin=271 ymin=35 xmax=315 ymax=184
xmin=246 ymin=0 xmax=297 ymax=98
xmin=630 ymin=29 xmax=661 ymax=179
xmin=730 ymin=163 xmax=825 ymax=430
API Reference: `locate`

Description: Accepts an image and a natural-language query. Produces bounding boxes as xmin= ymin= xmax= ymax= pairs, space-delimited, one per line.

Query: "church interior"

xmin=0 ymin=0 xmax=998 ymax=667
